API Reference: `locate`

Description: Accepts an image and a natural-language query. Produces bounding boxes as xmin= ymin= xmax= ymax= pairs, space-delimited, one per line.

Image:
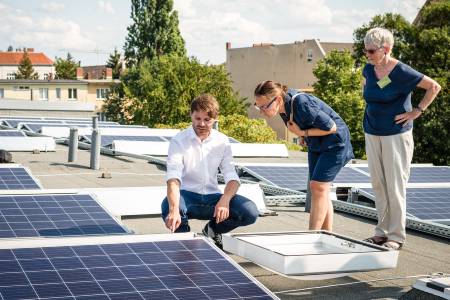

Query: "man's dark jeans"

xmin=161 ymin=190 xmax=258 ymax=234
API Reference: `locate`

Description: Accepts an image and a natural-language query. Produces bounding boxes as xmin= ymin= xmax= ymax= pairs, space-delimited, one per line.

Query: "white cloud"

xmin=41 ymin=2 xmax=65 ymax=12
xmin=98 ymin=1 xmax=115 ymax=14
xmin=383 ymin=0 xmax=426 ymax=22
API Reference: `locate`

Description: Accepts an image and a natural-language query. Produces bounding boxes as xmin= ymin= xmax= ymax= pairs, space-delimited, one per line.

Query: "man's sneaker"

xmin=202 ymin=223 xmax=223 ymax=249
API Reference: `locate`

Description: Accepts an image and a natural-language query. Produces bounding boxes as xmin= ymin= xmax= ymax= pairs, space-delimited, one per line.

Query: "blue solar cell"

xmin=356 ymin=166 xmax=450 ymax=183
xmin=0 ymin=131 xmax=25 ymax=136
xmin=0 ymin=167 xmax=41 ymax=190
xmin=0 ymin=194 xmax=128 ymax=238
xmin=0 ymin=239 xmax=276 ymax=300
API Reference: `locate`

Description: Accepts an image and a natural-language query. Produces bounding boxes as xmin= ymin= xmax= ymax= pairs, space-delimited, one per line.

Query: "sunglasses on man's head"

xmin=254 ymin=95 xmax=277 ymax=111
xmin=363 ymin=46 xmax=383 ymax=55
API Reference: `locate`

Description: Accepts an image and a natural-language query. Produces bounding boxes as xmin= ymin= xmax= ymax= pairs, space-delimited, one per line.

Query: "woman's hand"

xmin=287 ymin=121 xmax=305 ymax=136
xmin=395 ymin=109 xmax=422 ymax=126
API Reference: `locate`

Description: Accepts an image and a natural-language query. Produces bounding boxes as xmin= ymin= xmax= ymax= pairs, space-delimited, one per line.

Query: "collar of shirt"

xmin=187 ymin=125 xmax=216 ymax=143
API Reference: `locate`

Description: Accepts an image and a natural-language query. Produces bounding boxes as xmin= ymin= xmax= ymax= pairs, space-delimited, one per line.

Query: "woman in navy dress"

xmin=254 ymin=80 xmax=354 ymax=231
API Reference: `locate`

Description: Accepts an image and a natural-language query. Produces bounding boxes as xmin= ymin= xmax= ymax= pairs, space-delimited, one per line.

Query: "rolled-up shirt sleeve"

xmin=165 ymin=139 xmax=184 ymax=183
xmin=219 ymin=140 xmax=240 ymax=184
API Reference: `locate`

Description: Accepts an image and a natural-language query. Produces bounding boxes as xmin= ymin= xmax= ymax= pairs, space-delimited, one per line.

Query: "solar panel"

xmin=22 ymin=123 xmax=90 ymax=133
xmin=84 ymin=135 xmax=167 ymax=147
xmin=0 ymin=235 xmax=276 ymax=300
xmin=358 ymin=187 xmax=450 ymax=221
xmin=242 ymin=164 xmax=370 ymax=191
xmin=0 ymin=167 xmax=41 ymax=190
xmin=0 ymin=194 xmax=129 ymax=238
xmin=356 ymin=166 xmax=450 ymax=183
xmin=0 ymin=131 xmax=25 ymax=137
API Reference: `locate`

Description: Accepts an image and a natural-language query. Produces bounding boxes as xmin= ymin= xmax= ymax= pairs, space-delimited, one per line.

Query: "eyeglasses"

xmin=363 ymin=47 xmax=383 ymax=55
xmin=254 ymin=96 xmax=277 ymax=111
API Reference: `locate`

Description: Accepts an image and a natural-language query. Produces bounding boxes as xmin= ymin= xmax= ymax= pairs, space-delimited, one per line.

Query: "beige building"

xmin=0 ymin=65 xmax=118 ymax=115
xmin=226 ymin=39 xmax=353 ymax=140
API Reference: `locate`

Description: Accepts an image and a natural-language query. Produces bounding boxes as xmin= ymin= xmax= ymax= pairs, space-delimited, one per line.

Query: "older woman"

xmin=254 ymin=81 xmax=354 ymax=231
xmin=362 ymin=28 xmax=441 ymax=250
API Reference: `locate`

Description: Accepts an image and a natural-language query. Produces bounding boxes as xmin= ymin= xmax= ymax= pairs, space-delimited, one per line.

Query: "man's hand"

xmin=214 ymin=197 xmax=230 ymax=224
xmin=165 ymin=210 xmax=181 ymax=233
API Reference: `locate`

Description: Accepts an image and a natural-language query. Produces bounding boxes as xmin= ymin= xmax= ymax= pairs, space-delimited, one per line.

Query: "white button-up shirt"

xmin=165 ymin=126 xmax=240 ymax=194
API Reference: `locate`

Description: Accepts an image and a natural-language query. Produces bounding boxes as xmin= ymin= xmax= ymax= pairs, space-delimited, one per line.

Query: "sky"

xmin=0 ymin=0 xmax=427 ymax=66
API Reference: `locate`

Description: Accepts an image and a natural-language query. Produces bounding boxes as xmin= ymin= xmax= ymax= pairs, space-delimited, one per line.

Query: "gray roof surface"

xmin=7 ymin=145 xmax=449 ymax=300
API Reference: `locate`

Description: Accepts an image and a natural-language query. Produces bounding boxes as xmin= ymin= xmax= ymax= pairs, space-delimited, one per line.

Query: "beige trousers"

xmin=365 ymin=130 xmax=414 ymax=243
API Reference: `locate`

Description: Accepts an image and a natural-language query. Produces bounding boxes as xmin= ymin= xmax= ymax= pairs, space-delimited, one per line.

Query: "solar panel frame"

xmin=356 ymin=187 xmax=450 ymax=222
xmin=0 ymin=234 xmax=278 ymax=300
xmin=0 ymin=164 xmax=42 ymax=190
xmin=0 ymin=192 xmax=130 ymax=238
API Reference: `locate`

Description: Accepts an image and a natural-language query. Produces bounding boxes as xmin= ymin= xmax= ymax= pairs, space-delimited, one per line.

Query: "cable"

xmin=274 ymin=272 xmax=449 ymax=294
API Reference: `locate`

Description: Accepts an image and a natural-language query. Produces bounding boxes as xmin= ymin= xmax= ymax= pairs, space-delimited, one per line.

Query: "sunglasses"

xmin=363 ymin=46 xmax=383 ymax=55
xmin=254 ymin=95 xmax=277 ymax=111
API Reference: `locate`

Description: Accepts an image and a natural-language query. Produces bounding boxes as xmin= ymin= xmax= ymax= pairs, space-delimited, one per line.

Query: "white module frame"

xmin=223 ymin=231 xmax=399 ymax=276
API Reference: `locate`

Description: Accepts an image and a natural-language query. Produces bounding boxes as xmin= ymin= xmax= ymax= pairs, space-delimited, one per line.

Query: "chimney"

xmin=105 ymin=68 xmax=112 ymax=79
xmin=226 ymin=42 xmax=231 ymax=50
xmin=26 ymin=48 xmax=34 ymax=52
xmin=76 ymin=67 xmax=84 ymax=80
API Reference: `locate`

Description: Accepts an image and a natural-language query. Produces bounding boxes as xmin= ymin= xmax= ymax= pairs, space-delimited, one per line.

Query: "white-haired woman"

xmin=362 ymin=28 xmax=441 ymax=250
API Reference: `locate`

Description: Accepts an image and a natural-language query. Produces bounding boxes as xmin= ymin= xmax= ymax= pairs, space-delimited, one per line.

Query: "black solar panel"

xmin=0 ymin=194 xmax=128 ymax=238
xmin=0 ymin=238 xmax=275 ymax=299
xmin=84 ymin=135 xmax=167 ymax=147
xmin=356 ymin=166 xmax=450 ymax=183
xmin=0 ymin=167 xmax=41 ymax=190
xmin=0 ymin=131 xmax=25 ymax=137
xmin=359 ymin=187 xmax=450 ymax=221
xmin=243 ymin=165 xmax=370 ymax=190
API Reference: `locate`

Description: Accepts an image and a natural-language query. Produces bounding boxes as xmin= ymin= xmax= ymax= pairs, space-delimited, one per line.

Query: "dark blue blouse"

xmin=281 ymin=89 xmax=353 ymax=162
xmin=362 ymin=61 xmax=424 ymax=136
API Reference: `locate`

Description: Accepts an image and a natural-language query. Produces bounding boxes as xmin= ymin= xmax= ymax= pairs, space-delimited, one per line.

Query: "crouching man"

xmin=161 ymin=94 xmax=258 ymax=248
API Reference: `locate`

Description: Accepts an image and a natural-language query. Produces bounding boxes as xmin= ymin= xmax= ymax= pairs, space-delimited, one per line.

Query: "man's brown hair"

xmin=190 ymin=94 xmax=219 ymax=118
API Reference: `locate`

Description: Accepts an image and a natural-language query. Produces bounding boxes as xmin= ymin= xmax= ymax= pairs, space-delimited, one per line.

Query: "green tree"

xmin=410 ymin=1 xmax=449 ymax=165
xmin=106 ymin=47 xmax=122 ymax=79
xmin=15 ymin=51 xmax=39 ymax=79
xmin=104 ymin=55 xmax=248 ymax=127
xmin=54 ymin=53 xmax=78 ymax=79
xmin=353 ymin=13 xmax=415 ymax=66
xmin=313 ymin=50 xmax=366 ymax=158
xmin=123 ymin=0 xmax=186 ymax=67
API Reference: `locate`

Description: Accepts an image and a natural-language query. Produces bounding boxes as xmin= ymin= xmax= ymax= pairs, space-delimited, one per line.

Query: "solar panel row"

xmin=359 ymin=187 xmax=450 ymax=221
xmin=0 ymin=131 xmax=25 ymax=137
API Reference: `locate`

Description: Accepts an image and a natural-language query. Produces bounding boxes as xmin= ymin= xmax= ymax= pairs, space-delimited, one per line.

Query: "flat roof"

xmin=7 ymin=144 xmax=449 ymax=299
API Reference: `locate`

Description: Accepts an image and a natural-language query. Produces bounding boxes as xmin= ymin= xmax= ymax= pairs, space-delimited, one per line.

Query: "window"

xmin=307 ymin=49 xmax=313 ymax=63
xmin=13 ymin=86 xmax=30 ymax=91
xmin=43 ymin=73 xmax=49 ymax=80
xmin=68 ymin=88 xmax=77 ymax=100
xmin=96 ymin=88 xmax=109 ymax=99
xmin=56 ymin=88 xmax=61 ymax=100
xmin=0 ymin=88 xmax=4 ymax=98
xmin=6 ymin=73 xmax=15 ymax=80
xmin=39 ymin=88 xmax=48 ymax=100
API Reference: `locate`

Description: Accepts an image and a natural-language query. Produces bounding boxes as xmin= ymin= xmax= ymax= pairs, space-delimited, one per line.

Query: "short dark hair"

xmin=190 ymin=94 xmax=219 ymax=118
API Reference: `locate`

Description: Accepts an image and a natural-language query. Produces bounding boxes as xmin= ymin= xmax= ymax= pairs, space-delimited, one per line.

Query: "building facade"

xmin=226 ymin=39 xmax=353 ymax=140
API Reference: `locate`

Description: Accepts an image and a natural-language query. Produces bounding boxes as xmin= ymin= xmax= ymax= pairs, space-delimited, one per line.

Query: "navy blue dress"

xmin=281 ymin=89 xmax=354 ymax=182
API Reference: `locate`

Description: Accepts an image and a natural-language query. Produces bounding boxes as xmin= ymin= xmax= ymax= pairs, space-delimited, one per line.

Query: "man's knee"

xmin=161 ymin=197 xmax=169 ymax=220
xmin=239 ymin=198 xmax=258 ymax=225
